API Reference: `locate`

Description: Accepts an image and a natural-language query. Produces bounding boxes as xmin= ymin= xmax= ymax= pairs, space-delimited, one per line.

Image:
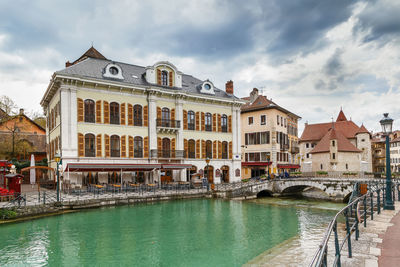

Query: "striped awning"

xmin=241 ymin=162 xmax=272 ymax=167
xmin=64 ymin=163 xmax=162 ymax=172
xmin=277 ymin=164 xmax=300 ymax=169
xmin=161 ymin=164 xmax=193 ymax=169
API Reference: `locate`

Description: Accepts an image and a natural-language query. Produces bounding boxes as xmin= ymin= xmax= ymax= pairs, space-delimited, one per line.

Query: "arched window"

xmin=110 ymin=102 xmax=120 ymax=124
xmin=110 ymin=135 xmax=120 ymax=157
xmin=84 ymin=99 xmax=95 ymax=123
xmin=205 ymin=113 xmax=212 ymax=131
xmin=188 ymin=111 xmax=195 ymax=130
xmin=162 ymin=138 xmax=170 ymax=158
xmin=221 ymin=114 xmax=227 ymax=132
xmin=162 ymin=108 xmax=170 ymax=127
xmin=222 ymin=141 xmax=228 ymax=159
xmin=206 ymin=140 xmax=212 ymax=158
xmin=188 ymin=139 xmax=195 ymax=158
xmin=134 ymin=136 xmax=143 ymax=158
xmin=85 ymin=134 xmax=95 ymax=157
xmin=133 ymin=105 xmax=142 ymax=126
xmin=161 ymin=70 xmax=168 ymax=86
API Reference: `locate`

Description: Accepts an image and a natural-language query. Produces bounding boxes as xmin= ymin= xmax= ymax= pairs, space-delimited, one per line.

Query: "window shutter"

xmin=77 ymin=98 xmax=84 ymax=122
xmin=196 ymin=112 xmax=200 ymax=131
xmin=143 ymin=105 xmax=148 ymax=127
xmin=169 ymin=71 xmax=173 ymax=86
xmin=172 ymin=138 xmax=176 ymax=158
xmin=157 ymin=107 xmax=161 ymax=120
xmin=105 ymin=134 xmax=110 ymax=157
xmin=196 ymin=140 xmax=200 ymax=159
xmin=218 ymin=141 xmax=222 ymax=159
xmin=202 ymin=140 xmax=206 ymax=159
xmin=183 ymin=110 xmax=188 ymax=130
xmin=171 ymin=108 xmax=175 ymax=121
xmin=157 ymin=69 xmax=161 ymax=85
xmin=201 ymin=112 xmax=205 ymax=131
xmin=96 ymin=134 xmax=102 ymax=157
xmin=78 ymin=133 xmax=84 ymax=157
xmin=229 ymin=141 xmax=233 ymax=159
xmin=103 ymin=101 xmax=109 ymax=124
xmin=128 ymin=104 xmax=133 ymax=126
xmin=213 ymin=114 xmax=216 ymax=132
xmin=121 ymin=103 xmax=126 ymax=125
xmin=218 ymin=114 xmax=221 ymax=132
xmin=96 ymin=100 xmax=102 ymax=123
xmin=184 ymin=139 xmax=188 ymax=158
xmin=213 ymin=141 xmax=217 ymax=159
xmin=228 ymin=115 xmax=232 ymax=133
xmin=157 ymin=137 xmax=162 ymax=153
xmin=128 ymin=136 xmax=134 ymax=158
xmin=144 ymin=136 xmax=149 ymax=158
xmin=121 ymin=135 xmax=126 ymax=157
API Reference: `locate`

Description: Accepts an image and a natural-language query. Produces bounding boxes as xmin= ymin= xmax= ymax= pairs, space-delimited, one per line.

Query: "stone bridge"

xmin=216 ymin=178 xmax=379 ymax=202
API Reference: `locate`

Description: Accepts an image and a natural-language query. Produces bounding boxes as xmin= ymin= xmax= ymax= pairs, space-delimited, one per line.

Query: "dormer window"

xmin=199 ymin=80 xmax=215 ymax=95
xmin=161 ymin=70 xmax=168 ymax=86
xmin=109 ymin=67 xmax=119 ymax=75
xmin=103 ymin=63 xmax=124 ymax=80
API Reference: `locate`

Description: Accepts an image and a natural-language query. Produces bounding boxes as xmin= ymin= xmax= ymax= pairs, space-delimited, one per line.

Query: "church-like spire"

xmin=336 ymin=109 xmax=348 ymax=122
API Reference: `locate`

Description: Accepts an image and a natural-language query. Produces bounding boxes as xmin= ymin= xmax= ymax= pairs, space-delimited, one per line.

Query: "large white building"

xmin=40 ymin=47 xmax=244 ymax=186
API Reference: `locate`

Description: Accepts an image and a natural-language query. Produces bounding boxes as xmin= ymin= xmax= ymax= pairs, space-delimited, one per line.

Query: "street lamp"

xmin=54 ymin=152 xmax=61 ymax=202
xmin=205 ymin=157 xmax=210 ymax=191
xmin=380 ymin=113 xmax=395 ymax=210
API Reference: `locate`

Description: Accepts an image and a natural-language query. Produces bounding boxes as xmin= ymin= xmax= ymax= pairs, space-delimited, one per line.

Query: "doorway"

xmin=221 ymin=165 xmax=230 ymax=183
xmin=204 ymin=165 xmax=214 ymax=184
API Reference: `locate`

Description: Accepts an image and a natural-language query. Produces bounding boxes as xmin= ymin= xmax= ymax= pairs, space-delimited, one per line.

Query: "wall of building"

xmin=311 ymin=152 xmax=361 ymax=172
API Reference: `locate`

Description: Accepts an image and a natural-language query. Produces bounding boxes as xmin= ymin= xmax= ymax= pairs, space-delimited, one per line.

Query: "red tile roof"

xmin=355 ymin=124 xmax=370 ymax=135
xmin=300 ymin=120 xmax=360 ymax=141
xmin=311 ymin=128 xmax=361 ymax=154
xmin=336 ymin=110 xmax=347 ymax=122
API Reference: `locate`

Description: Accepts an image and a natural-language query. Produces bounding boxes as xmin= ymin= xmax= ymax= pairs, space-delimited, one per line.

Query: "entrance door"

xmin=221 ymin=165 xmax=229 ymax=183
xmin=204 ymin=166 xmax=214 ymax=184
xmin=162 ymin=138 xmax=170 ymax=158
xmin=161 ymin=170 xmax=173 ymax=183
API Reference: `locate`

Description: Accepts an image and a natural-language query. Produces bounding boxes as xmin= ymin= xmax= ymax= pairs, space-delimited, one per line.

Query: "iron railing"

xmin=156 ymin=119 xmax=180 ymax=128
xmin=133 ymin=119 xmax=142 ymax=126
xmin=150 ymin=149 xmax=184 ymax=158
xmin=188 ymin=123 xmax=195 ymax=130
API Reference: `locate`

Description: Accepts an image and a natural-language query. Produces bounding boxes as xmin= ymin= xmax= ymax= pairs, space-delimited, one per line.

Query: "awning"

xmin=64 ymin=163 xmax=162 ymax=172
xmin=277 ymin=164 xmax=300 ymax=169
xmin=241 ymin=162 xmax=272 ymax=167
xmin=161 ymin=164 xmax=193 ymax=170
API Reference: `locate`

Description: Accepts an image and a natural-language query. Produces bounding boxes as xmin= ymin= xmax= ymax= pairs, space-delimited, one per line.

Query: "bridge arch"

xmin=256 ymin=190 xmax=273 ymax=198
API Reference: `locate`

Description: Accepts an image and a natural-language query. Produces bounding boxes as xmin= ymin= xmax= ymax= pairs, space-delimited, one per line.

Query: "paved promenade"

xmin=378 ymin=206 xmax=400 ymax=266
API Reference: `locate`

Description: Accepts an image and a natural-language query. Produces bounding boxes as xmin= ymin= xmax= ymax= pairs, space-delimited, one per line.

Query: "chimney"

xmin=225 ymin=80 xmax=233 ymax=94
xmin=65 ymin=61 xmax=72 ymax=67
xmin=250 ymin=88 xmax=259 ymax=103
xmin=19 ymin=108 xmax=24 ymax=115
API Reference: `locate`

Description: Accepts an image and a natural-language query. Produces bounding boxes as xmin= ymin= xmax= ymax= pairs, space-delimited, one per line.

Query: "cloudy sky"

xmin=0 ymin=0 xmax=400 ymax=133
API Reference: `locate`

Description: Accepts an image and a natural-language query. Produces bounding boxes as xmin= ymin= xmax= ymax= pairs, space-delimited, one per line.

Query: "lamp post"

xmin=204 ymin=157 xmax=210 ymax=191
xmin=266 ymin=154 xmax=270 ymax=180
xmin=380 ymin=113 xmax=395 ymax=210
xmin=54 ymin=152 xmax=61 ymax=202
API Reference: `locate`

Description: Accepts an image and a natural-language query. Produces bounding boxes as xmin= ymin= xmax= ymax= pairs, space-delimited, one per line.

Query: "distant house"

xmin=0 ymin=109 xmax=46 ymax=161
xmin=0 ymin=108 xmax=9 ymax=122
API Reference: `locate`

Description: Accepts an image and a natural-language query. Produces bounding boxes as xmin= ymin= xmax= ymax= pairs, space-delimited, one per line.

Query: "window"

xmin=260 ymin=131 xmax=270 ymax=144
xmin=85 ymin=134 xmax=95 ymax=157
xmin=161 ymin=70 xmax=168 ymax=86
xmin=281 ymin=117 xmax=283 ymax=126
xmin=84 ymin=99 xmax=95 ymax=123
xmin=361 ymin=139 xmax=365 ymax=142
xmin=332 ymin=153 xmax=335 ymax=160
xmin=277 ymin=115 xmax=279 ymax=125
xmin=206 ymin=140 xmax=212 ymax=158
xmin=332 ymin=140 xmax=335 ymax=147
xmin=205 ymin=113 xmax=212 ymax=131
xmin=162 ymin=138 xmax=170 ymax=158
xmin=109 ymin=66 xmax=119 ymax=75
xmin=221 ymin=114 xmax=228 ymax=132
xmin=188 ymin=111 xmax=195 ymax=130
xmin=110 ymin=102 xmax=120 ymax=124
xmin=346 ymin=163 xmax=348 ymax=170
xmin=320 ymin=164 xmax=323 ymax=170
xmin=162 ymin=108 xmax=170 ymax=127
xmin=134 ymin=136 xmax=143 ymax=158
xmin=222 ymin=141 xmax=228 ymax=159
xmin=261 ymin=115 xmax=266 ymax=125
xmin=261 ymin=152 xmax=270 ymax=161
xmin=188 ymin=139 xmax=195 ymax=158
xmin=306 ymin=143 xmax=309 ymax=148
xmin=110 ymin=135 xmax=120 ymax=157
xmin=306 ymin=153 xmax=309 ymax=158
xmin=284 ymin=118 xmax=286 ymax=128
xmin=248 ymin=117 xmax=253 ymax=125
xmin=133 ymin=105 xmax=142 ymax=126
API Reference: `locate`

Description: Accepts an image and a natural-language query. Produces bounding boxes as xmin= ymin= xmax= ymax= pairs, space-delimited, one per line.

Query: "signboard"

xmin=235 ymin=168 xmax=240 ymax=177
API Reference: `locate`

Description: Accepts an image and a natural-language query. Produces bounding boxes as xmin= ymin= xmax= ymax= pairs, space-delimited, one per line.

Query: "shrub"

xmin=317 ymin=171 xmax=328 ymax=175
xmin=0 ymin=209 xmax=17 ymax=220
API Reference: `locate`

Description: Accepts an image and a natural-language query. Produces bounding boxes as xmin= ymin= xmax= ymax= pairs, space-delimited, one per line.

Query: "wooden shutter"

xmin=183 ymin=110 xmax=188 ymax=130
xmin=169 ymin=71 xmax=173 ymax=87
xmin=105 ymin=134 xmax=110 ymax=157
xmin=213 ymin=114 xmax=216 ymax=132
xmin=78 ymin=133 xmax=84 ymax=157
xmin=196 ymin=112 xmax=200 ymax=131
xmin=229 ymin=141 xmax=233 ymax=159
xmin=77 ymin=98 xmax=84 ymax=122
xmin=228 ymin=115 xmax=232 ymax=133
xmin=128 ymin=104 xmax=133 ymax=126
xmin=202 ymin=140 xmax=206 ymax=159
xmin=201 ymin=112 xmax=205 ymax=131
xmin=128 ymin=136 xmax=134 ymax=158
xmin=157 ymin=69 xmax=161 ymax=85
xmin=96 ymin=100 xmax=102 ymax=123
xmin=120 ymin=103 xmax=125 ymax=125
xmin=143 ymin=105 xmax=148 ymax=126
xmin=171 ymin=108 xmax=175 ymax=121
xmin=157 ymin=137 xmax=162 ymax=154
xmin=121 ymin=135 xmax=126 ymax=157
xmin=218 ymin=114 xmax=221 ymax=132
xmin=213 ymin=141 xmax=217 ymax=159
xmin=218 ymin=141 xmax=222 ymax=159
xmin=96 ymin=134 xmax=102 ymax=157
xmin=144 ymin=136 xmax=149 ymax=158
xmin=157 ymin=107 xmax=161 ymax=120
xmin=184 ymin=139 xmax=188 ymax=158
xmin=196 ymin=140 xmax=200 ymax=159
xmin=171 ymin=138 xmax=176 ymax=158
xmin=103 ymin=101 xmax=109 ymax=124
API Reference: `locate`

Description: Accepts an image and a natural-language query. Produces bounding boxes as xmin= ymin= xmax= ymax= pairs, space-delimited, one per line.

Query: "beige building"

xmin=241 ymin=88 xmax=301 ymax=179
xmin=40 ymin=47 xmax=244 ymax=186
xmin=299 ymin=110 xmax=372 ymax=173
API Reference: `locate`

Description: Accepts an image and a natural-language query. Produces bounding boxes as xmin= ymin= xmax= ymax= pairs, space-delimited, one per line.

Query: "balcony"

xmin=221 ymin=126 xmax=228 ymax=133
xmin=280 ymin=144 xmax=289 ymax=151
xmin=111 ymin=149 xmax=120 ymax=157
xmin=133 ymin=119 xmax=142 ymax=126
xmin=85 ymin=149 xmax=95 ymax=157
xmin=156 ymin=119 xmax=180 ymax=133
xmin=187 ymin=151 xmax=196 ymax=158
xmin=290 ymin=146 xmax=300 ymax=154
xmin=151 ymin=149 xmax=184 ymax=159
xmin=188 ymin=123 xmax=195 ymax=130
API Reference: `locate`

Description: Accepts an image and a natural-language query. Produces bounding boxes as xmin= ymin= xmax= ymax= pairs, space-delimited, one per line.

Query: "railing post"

xmin=334 ymin=221 xmax=341 ymax=267
xmin=398 ymin=185 xmax=400 ymax=201
xmin=344 ymin=209 xmax=352 ymax=258
xmin=370 ymin=192 xmax=374 ymax=220
xmin=43 ymin=191 xmax=46 ymax=204
xmin=355 ymin=201 xmax=359 ymax=240
xmin=363 ymin=196 xmax=367 ymax=227
xmin=377 ymin=189 xmax=381 ymax=214
xmin=382 ymin=187 xmax=386 ymax=207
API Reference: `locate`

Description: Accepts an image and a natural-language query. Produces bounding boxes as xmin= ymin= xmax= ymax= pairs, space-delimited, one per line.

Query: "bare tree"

xmin=0 ymin=95 xmax=18 ymax=117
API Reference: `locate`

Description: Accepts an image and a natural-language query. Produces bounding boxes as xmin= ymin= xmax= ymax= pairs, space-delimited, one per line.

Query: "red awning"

xmin=241 ymin=162 xmax=272 ymax=167
xmin=161 ymin=164 xmax=193 ymax=169
xmin=64 ymin=163 xmax=162 ymax=172
xmin=277 ymin=164 xmax=300 ymax=169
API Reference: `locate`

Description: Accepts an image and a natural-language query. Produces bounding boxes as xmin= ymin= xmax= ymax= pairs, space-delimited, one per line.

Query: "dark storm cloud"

xmin=324 ymin=48 xmax=343 ymax=76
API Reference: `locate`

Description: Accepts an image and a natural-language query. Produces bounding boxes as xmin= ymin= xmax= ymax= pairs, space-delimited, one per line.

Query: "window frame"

xmin=84 ymin=99 xmax=95 ymax=123
xmin=84 ymin=133 xmax=95 ymax=157
xmin=110 ymin=102 xmax=120 ymax=125
xmin=110 ymin=135 xmax=120 ymax=157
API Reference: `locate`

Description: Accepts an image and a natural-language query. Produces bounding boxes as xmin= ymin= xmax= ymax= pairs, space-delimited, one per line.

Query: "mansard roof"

xmin=310 ymin=128 xmax=361 ymax=154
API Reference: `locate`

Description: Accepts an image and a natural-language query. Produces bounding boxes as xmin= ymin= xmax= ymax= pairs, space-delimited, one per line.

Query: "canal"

xmin=0 ymin=198 xmax=344 ymax=266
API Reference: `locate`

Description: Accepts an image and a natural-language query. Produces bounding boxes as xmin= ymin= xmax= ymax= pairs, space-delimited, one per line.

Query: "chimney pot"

xmin=19 ymin=108 xmax=24 ymax=115
xmin=225 ymin=80 xmax=233 ymax=94
xmin=65 ymin=61 xmax=72 ymax=67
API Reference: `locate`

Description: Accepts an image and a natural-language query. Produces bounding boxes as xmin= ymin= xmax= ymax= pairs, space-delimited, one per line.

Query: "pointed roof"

xmin=336 ymin=109 xmax=347 ymax=122
xmin=300 ymin=120 xmax=360 ymax=141
xmin=310 ymin=128 xmax=361 ymax=154
xmin=66 ymin=46 xmax=107 ymax=67
xmin=355 ymin=124 xmax=370 ymax=135
xmin=241 ymin=95 xmax=301 ymax=118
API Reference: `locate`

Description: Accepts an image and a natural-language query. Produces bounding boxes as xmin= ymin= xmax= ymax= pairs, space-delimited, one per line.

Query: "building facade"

xmin=241 ymin=88 xmax=301 ymax=179
xmin=40 ymin=47 xmax=244 ymax=186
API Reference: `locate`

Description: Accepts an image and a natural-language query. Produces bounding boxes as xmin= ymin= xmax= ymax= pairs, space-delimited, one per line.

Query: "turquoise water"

xmin=0 ymin=199 xmax=342 ymax=266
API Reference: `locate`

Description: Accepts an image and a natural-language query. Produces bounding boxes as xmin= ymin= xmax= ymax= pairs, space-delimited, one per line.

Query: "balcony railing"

xmin=187 ymin=151 xmax=196 ymax=158
xmin=156 ymin=119 xmax=180 ymax=128
xmin=205 ymin=125 xmax=212 ymax=131
xmin=133 ymin=119 xmax=142 ymax=126
xmin=188 ymin=123 xmax=195 ymax=130
xmin=290 ymin=146 xmax=300 ymax=153
xmin=222 ymin=153 xmax=228 ymax=159
xmin=110 ymin=116 xmax=120 ymax=125
xmin=85 ymin=149 xmax=95 ymax=157
xmin=151 ymin=149 xmax=184 ymax=158
xmin=84 ymin=114 xmax=95 ymax=123
xmin=221 ymin=126 xmax=228 ymax=133
xmin=280 ymin=144 xmax=289 ymax=151
xmin=134 ymin=150 xmax=143 ymax=158
xmin=111 ymin=149 xmax=120 ymax=157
